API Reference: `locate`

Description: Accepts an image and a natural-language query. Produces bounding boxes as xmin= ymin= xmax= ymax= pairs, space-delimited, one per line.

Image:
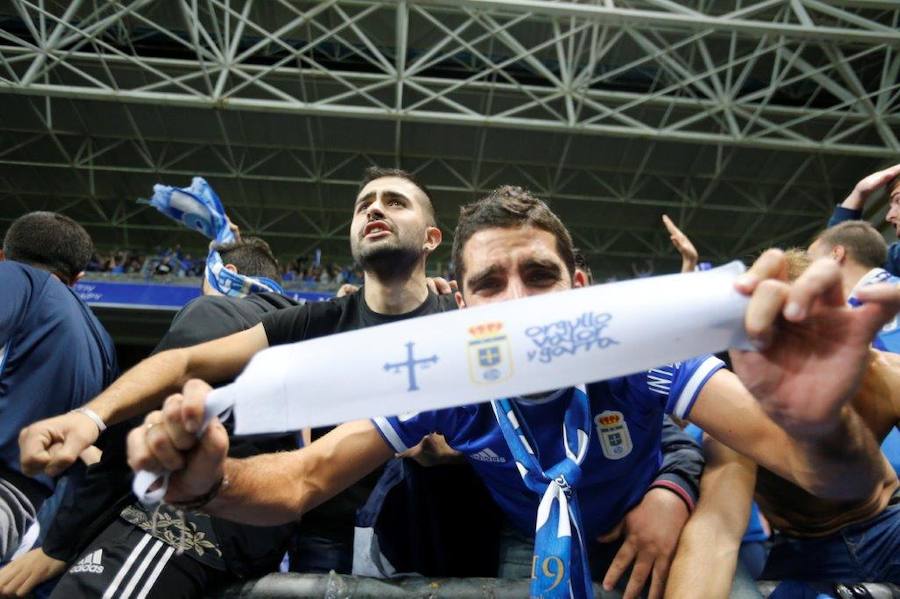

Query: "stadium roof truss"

xmin=0 ymin=0 xmax=898 ymax=275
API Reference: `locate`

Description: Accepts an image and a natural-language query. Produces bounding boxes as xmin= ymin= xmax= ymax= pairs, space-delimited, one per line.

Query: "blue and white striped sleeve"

xmin=666 ymin=355 xmax=725 ymax=419
xmin=371 ymin=411 xmax=443 ymax=453
xmin=642 ymin=355 xmax=725 ymax=419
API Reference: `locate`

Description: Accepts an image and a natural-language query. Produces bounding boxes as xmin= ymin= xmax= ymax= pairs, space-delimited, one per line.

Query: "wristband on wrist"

xmin=649 ymin=479 xmax=695 ymax=513
xmin=169 ymin=474 xmax=229 ymax=511
xmin=72 ymin=407 xmax=107 ymax=433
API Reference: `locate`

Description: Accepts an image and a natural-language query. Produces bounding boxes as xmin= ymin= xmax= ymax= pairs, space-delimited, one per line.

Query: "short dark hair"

xmin=452 ymin=186 xmax=575 ymax=283
xmin=358 ymin=166 xmax=437 ymax=226
xmin=814 ymin=221 xmax=887 ymax=269
xmin=214 ymin=236 xmax=281 ymax=281
xmin=3 ymin=211 xmax=93 ymax=281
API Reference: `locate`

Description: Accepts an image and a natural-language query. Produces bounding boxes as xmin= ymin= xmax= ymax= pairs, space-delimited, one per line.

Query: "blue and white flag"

xmin=148 ymin=177 xmax=284 ymax=297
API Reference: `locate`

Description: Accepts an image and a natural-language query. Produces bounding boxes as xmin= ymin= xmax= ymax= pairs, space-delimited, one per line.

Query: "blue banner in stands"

xmin=75 ymin=280 xmax=332 ymax=310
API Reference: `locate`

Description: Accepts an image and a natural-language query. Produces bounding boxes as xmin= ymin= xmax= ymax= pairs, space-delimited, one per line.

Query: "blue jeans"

xmin=761 ymin=503 xmax=900 ymax=582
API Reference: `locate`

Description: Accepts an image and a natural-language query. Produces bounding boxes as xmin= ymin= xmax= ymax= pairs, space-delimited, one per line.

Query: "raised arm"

xmin=665 ymin=435 xmax=756 ymax=599
xmin=688 ymin=368 xmax=884 ymax=501
xmin=126 ymin=379 xmax=394 ymax=526
xmin=661 ymin=215 xmax=699 ymax=273
xmin=838 ymin=163 xmax=900 ymax=212
xmin=20 ymin=324 xmax=268 ymax=477
xmin=687 ymin=250 xmax=900 ymax=500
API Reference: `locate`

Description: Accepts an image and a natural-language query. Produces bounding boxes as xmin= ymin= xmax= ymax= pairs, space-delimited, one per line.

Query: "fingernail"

xmin=184 ymin=420 xmax=198 ymax=433
xmin=736 ymin=274 xmax=754 ymax=288
xmin=784 ymin=302 xmax=804 ymax=320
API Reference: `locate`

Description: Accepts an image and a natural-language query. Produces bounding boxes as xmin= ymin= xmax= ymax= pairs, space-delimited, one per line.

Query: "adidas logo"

xmin=470 ymin=448 xmax=506 ymax=463
xmin=70 ymin=549 xmax=104 ymax=574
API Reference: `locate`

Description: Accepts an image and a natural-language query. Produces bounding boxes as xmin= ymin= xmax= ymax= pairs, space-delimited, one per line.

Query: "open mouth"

xmin=364 ymin=222 xmax=392 ymax=238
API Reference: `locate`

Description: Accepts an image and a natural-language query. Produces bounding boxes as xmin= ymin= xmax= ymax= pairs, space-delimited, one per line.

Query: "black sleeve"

xmin=153 ymin=296 xmax=254 ymax=353
xmin=649 ymin=415 xmax=705 ymax=512
xmin=41 ymin=419 xmax=141 ymax=562
xmin=260 ymin=303 xmax=313 ymax=346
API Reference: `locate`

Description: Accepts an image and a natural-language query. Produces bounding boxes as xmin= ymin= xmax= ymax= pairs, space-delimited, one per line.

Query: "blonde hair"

xmin=783 ymin=248 xmax=811 ymax=282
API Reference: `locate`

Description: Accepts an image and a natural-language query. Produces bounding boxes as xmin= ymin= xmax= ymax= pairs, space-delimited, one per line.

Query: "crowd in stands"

xmin=1 ymin=163 xmax=899 ymax=599
xmin=85 ymin=247 xmax=364 ymax=289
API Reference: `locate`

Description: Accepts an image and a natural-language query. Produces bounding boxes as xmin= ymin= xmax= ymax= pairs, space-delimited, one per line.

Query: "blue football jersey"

xmin=373 ymin=355 xmax=723 ymax=540
xmin=848 ymin=267 xmax=900 ymax=475
xmin=848 ymin=267 xmax=900 ymax=353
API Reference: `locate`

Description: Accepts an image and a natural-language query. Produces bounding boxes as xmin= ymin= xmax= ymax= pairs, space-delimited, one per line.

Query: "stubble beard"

xmin=353 ymin=237 xmax=422 ymax=283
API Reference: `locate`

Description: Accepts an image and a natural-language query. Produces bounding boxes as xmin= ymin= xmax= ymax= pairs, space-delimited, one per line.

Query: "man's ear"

xmin=423 ymin=226 xmax=442 ymax=254
xmin=224 ymin=263 xmax=238 ymax=273
xmin=832 ymin=245 xmax=847 ymax=265
xmin=573 ymin=269 xmax=587 ymax=288
xmin=454 ymin=290 xmax=466 ymax=309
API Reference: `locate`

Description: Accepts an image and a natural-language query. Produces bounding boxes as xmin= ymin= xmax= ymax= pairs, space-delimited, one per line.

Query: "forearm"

xmin=203 ymin=421 xmax=394 ymax=526
xmin=840 ymin=189 xmax=866 ymax=211
xmin=204 ymin=453 xmax=309 ymax=526
xmin=783 ymin=405 xmax=885 ymax=501
xmin=87 ymin=349 xmax=193 ymax=424
xmin=91 ymin=326 xmax=265 ymax=425
xmin=693 ymin=370 xmax=885 ymax=502
xmin=666 ymin=440 xmax=755 ymax=599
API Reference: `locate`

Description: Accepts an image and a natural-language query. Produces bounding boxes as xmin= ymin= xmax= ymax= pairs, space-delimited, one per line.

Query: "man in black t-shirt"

xmin=21 ymin=168 xmax=447 ymax=478
xmin=17 ymin=168 xmax=455 ymax=582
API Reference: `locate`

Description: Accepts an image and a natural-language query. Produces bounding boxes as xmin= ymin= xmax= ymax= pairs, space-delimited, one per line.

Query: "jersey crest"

xmin=594 ymin=410 xmax=633 ymax=460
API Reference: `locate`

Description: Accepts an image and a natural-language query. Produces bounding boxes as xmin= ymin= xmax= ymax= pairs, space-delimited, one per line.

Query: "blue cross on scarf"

xmin=148 ymin=177 xmax=284 ymax=297
xmin=491 ymin=386 xmax=594 ymax=598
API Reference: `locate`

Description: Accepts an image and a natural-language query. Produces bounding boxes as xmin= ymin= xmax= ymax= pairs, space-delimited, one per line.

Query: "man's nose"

xmin=505 ymin=277 xmax=528 ymax=300
xmin=366 ymin=201 xmax=385 ymax=220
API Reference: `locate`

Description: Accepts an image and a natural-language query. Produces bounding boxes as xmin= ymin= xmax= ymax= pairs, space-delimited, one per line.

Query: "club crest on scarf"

xmin=467 ymin=322 xmax=513 ymax=384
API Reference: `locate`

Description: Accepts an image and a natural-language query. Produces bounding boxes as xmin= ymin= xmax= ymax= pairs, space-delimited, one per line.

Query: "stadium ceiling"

xmin=0 ymin=0 xmax=898 ymax=277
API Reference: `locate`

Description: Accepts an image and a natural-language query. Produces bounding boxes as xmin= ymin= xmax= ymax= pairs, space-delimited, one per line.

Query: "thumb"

xmin=45 ymin=433 xmax=89 ymax=477
xmin=192 ymin=418 xmax=229 ymax=474
xmin=596 ymin=520 xmax=625 ymax=544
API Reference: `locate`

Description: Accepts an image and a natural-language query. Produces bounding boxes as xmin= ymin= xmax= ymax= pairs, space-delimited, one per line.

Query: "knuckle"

xmin=149 ymin=433 xmax=171 ymax=454
xmin=756 ymin=279 xmax=783 ymax=294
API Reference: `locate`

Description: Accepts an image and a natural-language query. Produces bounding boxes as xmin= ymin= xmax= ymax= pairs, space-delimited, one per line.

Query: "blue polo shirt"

xmin=373 ymin=355 xmax=723 ymax=539
xmin=0 ymin=262 xmax=117 ymax=492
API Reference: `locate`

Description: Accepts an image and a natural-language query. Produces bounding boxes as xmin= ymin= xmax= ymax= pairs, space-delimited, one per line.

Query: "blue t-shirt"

xmin=373 ymin=355 xmax=723 ymax=539
xmin=0 ymin=262 xmax=117 ymax=491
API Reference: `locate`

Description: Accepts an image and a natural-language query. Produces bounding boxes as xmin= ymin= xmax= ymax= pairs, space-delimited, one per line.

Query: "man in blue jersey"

xmin=0 ymin=212 xmax=117 ymax=563
xmin=827 ymin=163 xmax=900 ymax=275
xmin=126 ymin=187 xmax=899 ymax=597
